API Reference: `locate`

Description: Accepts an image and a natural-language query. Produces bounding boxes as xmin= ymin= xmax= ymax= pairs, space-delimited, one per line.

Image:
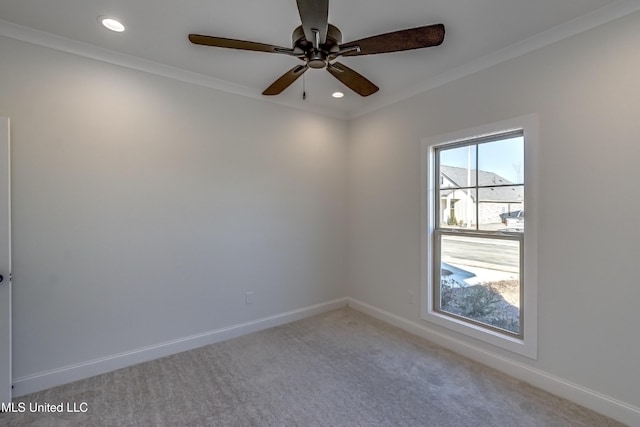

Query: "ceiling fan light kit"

xmin=188 ymin=0 xmax=444 ymax=97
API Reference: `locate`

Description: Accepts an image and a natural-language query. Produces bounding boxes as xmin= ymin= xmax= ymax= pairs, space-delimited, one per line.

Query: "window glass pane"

xmin=438 ymin=234 xmax=521 ymax=335
xmin=478 ymin=187 xmax=524 ymax=231
xmin=477 ymin=136 xmax=524 ymax=186
xmin=439 ymin=189 xmax=477 ymax=229
xmin=439 ymin=145 xmax=477 ymax=189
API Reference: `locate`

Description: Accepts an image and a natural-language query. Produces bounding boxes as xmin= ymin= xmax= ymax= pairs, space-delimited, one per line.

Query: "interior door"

xmin=0 ymin=117 xmax=11 ymax=405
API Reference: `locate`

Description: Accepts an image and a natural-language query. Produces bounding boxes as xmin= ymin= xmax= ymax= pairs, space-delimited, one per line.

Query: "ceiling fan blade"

xmin=340 ymin=24 xmax=445 ymax=56
xmin=326 ymin=62 xmax=379 ymax=97
xmin=296 ymin=0 xmax=329 ymax=46
xmin=189 ymin=34 xmax=295 ymax=55
xmin=262 ymin=65 xmax=309 ymax=96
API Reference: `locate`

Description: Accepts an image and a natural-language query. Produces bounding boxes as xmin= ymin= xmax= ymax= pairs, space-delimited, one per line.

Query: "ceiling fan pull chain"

xmin=302 ymin=73 xmax=307 ymax=100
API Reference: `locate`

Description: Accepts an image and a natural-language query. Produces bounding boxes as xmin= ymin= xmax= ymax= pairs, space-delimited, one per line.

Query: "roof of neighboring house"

xmin=440 ymin=165 xmax=523 ymax=202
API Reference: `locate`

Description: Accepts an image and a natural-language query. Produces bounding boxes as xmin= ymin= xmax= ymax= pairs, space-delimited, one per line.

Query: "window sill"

xmin=421 ymin=308 xmax=536 ymax=359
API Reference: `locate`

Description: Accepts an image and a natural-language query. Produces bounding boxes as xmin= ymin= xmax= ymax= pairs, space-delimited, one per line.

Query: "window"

xmin=421 ymin=115 xmax=538 ymax=359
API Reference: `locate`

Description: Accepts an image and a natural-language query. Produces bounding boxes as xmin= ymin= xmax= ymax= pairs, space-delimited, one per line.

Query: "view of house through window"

xmin=434 ymin=132 xmax=524 ymax=337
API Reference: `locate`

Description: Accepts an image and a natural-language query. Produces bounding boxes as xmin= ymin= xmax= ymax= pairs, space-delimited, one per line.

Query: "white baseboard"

xmin=12 ymin=298 xmax=349 ymax=398
xmin=347 ymin=298 xmax=640 ymax=427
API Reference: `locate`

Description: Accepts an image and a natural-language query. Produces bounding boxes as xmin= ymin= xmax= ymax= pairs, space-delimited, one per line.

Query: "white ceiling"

xmin=0 ymin=0 xmax=635 ymax=118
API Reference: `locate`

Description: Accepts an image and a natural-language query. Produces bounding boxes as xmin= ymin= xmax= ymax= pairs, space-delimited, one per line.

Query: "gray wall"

xmin=348 ymin=12 xmax=640 ymax=408
xmin=0 ymin=36 xmax=349 ymax=378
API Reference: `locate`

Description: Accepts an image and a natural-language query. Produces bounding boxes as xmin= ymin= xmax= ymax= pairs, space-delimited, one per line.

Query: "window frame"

xmin=421 ymin=114 xmax=538 ymax=359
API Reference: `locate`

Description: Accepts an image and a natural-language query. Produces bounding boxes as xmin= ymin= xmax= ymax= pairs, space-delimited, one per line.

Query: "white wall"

xmin=348 ymin=10 xmax=640 ymax=412
xmin=0 ymin=36 xmax=349 ymax=379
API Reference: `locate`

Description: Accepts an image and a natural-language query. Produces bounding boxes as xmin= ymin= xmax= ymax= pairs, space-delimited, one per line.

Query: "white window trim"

xmin=420 ymin=114 xmax=539 ymax=359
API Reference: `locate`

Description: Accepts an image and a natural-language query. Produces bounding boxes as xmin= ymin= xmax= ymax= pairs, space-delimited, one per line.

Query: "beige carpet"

xmin=0 ymin=307 xmax=625 ymax=426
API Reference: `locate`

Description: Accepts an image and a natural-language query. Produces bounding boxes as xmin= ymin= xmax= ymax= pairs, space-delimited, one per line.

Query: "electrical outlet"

xmin=408 ymin=291 xmax=415 ymax=304
xmin=245 ymin=291 xmax=254 ymax=305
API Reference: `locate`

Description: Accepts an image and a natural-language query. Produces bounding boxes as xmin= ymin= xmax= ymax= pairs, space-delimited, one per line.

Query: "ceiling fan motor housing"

xmin=292 ymin=24 xmax=342 ymax=68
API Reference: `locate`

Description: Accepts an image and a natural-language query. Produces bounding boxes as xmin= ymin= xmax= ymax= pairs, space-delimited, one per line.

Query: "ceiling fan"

xmin=188 ymin=0 xmax=445 ymax=97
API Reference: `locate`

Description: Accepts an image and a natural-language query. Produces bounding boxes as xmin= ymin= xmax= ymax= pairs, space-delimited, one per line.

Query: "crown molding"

xmin=0 ymin=19 xmax=345 ymax=121
xmin=349 ymin=0 xmax=640 ymax=119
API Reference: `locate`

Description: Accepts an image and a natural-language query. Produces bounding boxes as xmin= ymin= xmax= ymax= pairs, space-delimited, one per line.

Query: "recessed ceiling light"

xmin=100 ymin=17 xmax=125 ymax=33
xmin=332 ymin=91 xmax=344 ymax=99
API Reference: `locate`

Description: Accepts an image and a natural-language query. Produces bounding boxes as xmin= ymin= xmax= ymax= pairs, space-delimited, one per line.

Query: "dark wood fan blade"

xmin=262 ymin=65 xmax=309 ymax=96
xmin=189 ymin=34 xmax=293 ymax=55
xmin=326 ymin=62 xmax=379 ymax=97
xmin=296 ymin=0 xmax=329 ymax=46
xmin=340 ymin=24 xmax=445 ymax=56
